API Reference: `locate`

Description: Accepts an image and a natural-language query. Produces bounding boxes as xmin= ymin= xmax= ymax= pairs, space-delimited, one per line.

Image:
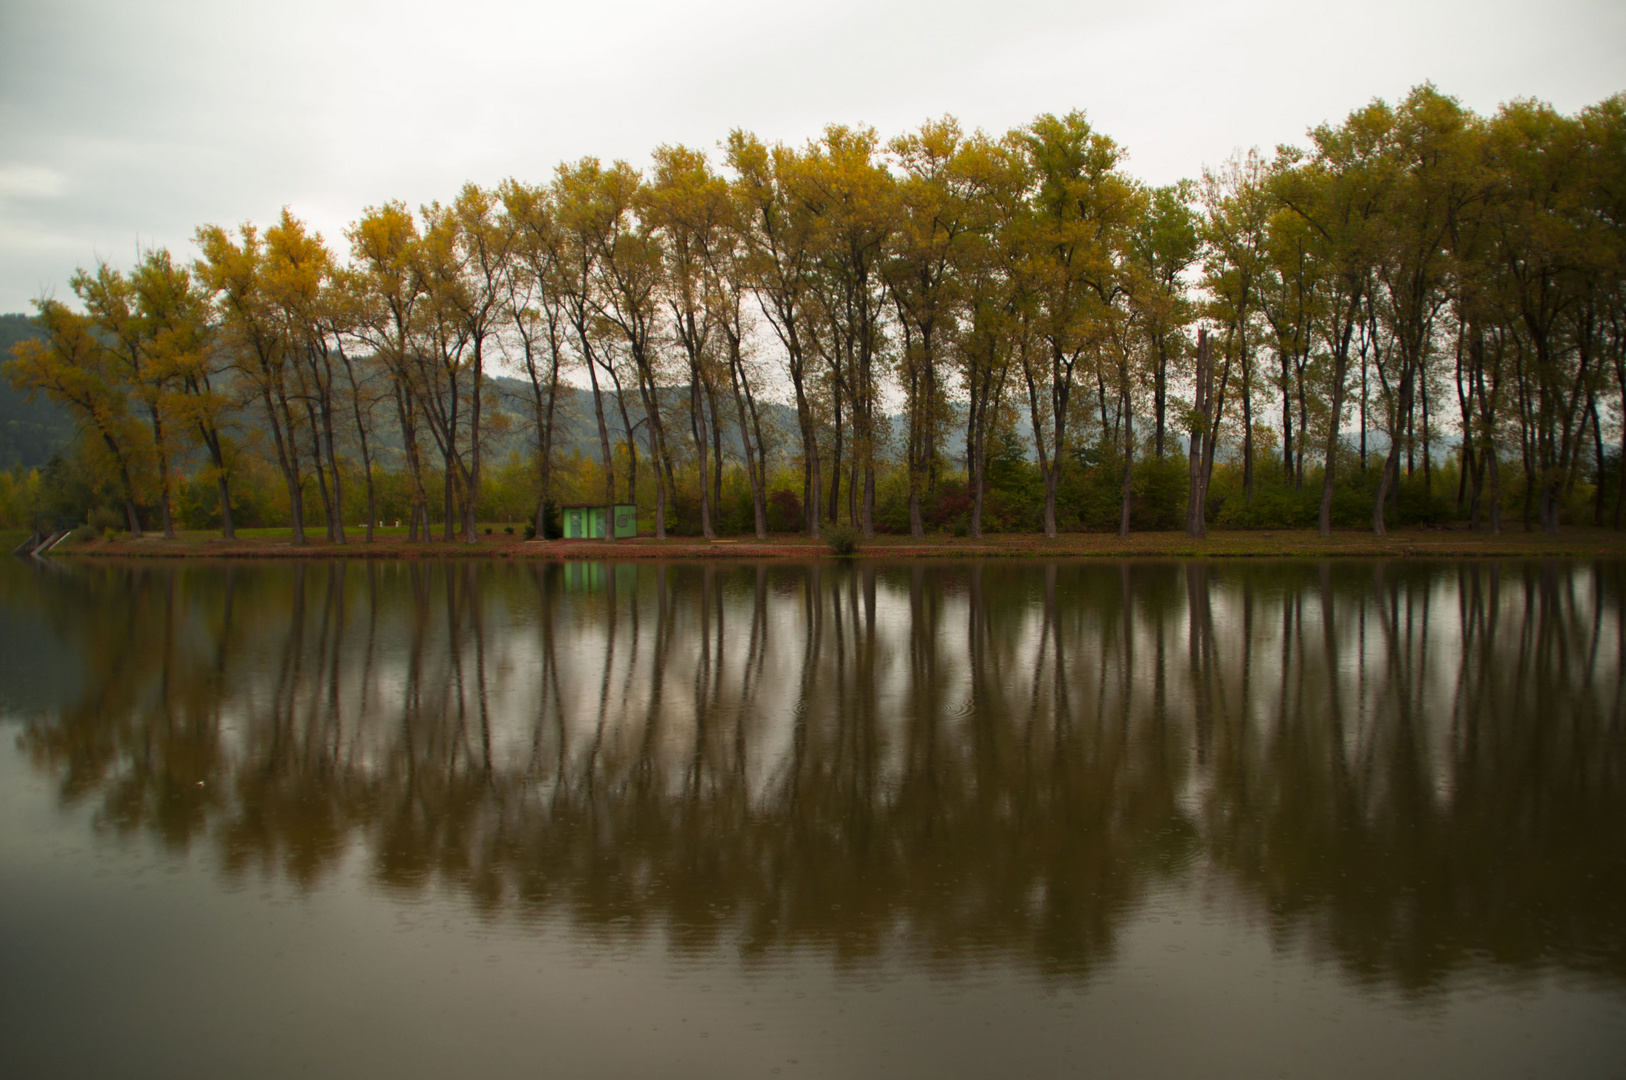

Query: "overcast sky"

xmin=1 ymin=0 xmax=1622 ymax=314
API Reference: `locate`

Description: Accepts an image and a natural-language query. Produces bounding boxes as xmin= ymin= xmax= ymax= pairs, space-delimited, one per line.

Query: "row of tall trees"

xmin=7 ymin=85 xmax=1624 ymax=540
xmin=1199 ymin=86 xmax=1625 ymax=536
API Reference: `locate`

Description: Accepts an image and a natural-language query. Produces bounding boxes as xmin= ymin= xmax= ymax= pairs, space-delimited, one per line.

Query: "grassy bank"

xmin=26 ymin=525 xmax=1626 ymax=561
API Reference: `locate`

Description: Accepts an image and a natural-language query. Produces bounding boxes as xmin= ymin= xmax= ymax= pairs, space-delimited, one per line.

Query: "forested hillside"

xmin=0 ymin=314 xmax=72 ymax=469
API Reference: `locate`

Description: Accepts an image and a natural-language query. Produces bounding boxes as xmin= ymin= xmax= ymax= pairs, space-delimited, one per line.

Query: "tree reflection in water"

xmin=7 ymin=558 xmax=1624 ymax=991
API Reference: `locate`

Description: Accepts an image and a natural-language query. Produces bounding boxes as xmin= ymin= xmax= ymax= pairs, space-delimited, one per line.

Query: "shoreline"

xmin=16 ymin=527 xmax=1626 ymax=561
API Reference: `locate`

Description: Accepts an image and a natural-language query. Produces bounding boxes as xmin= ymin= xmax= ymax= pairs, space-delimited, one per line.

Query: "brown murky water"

xmin=1 ymin=557 xmax=1623 ymax=1078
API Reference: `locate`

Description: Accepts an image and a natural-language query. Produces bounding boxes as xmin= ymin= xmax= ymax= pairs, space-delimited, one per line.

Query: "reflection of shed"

xmin=561 ymin=504 xmax=637 ymax=540
xmin=564 ymin=562 xmax=638 ymax=593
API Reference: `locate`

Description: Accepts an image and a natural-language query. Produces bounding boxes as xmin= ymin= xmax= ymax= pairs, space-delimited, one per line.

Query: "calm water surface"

xmin=1 ymin=557 xmax=1623 ymax=1078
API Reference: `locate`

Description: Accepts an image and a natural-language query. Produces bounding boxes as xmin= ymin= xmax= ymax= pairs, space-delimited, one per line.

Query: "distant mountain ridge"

xmin=485 ymin=376 xmax=805 ymax=466
xmin=0 ymin=313 xmax=968 ymax=474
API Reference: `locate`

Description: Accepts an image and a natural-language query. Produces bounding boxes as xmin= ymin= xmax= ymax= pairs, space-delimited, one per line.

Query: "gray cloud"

xmin=1 ymin=0 xmax=1622 ymax=312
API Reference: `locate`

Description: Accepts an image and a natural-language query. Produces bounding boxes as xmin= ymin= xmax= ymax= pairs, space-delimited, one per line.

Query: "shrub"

xmin=1132 ymin=454 xmax=1189 ymax=530
xmin=927 ymin=479 xmax=974 ymax=530
xmin=768 ymin=488 xmax=803 ymax=532
xmin=825 ymin=523 xmax=858 ymax=556
xmin=87 ymin=506 xmax=123 ymax=534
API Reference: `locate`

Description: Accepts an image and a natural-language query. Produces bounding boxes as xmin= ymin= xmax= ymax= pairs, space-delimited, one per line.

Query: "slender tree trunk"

xmin=1295 ymin=348 xmax=1309 ymax=489
xmin=1281 ymin=348 xmax=1293 ymax=477
xmin=305 ymin=402 xmax=332 ymax=540
xmin=725 ymin=332 xmax=767 ymax=539
xmin=394 ymin=383 xmax=427 ymax=542
xmin=584 ymin=349 xmax=616 ymax=507
xmin=522 ymin=319 xmax=562 ymax=542
xmin=1372 ymin=341 xmax=1415 ymax=536
xmin=336 ymin=344 xmax=375 ymax=542
xmin=320 ymin=354 xmax=347 ymax=544
xmin=91 ymin=423 xmax=142 ymax=537
xmin=1186 ymin=330 xmax=1210 ymax=539
xmin=442 ymin=454 xmax=456 ymax=541
xmin=1240 ymin=349 xmax=1254 ymax=504
xmin=706 ymin=377 xmax=725 ymax=520
xmin=464 ymin=340 xmax=483 ymax=544
xmin=1487 ymin=440 xmax=1502 ymax=535
xmin=612 ymin=374 xmax=639 ymax=506
xmin=439 ymin=353 xmax=460 ymax=542
xmin=1318 ymin=305 xmax=1357 ymax=537
xmin=1590 ymin=394 xmax=1605 ymax=526
xmin=1023 ymin=341 xmax=1061 ymax=540
xmin=214 ymin=467 xmax=234 ymax=539
xmin=828 ymin=392 xmax=844 ymax=526
xmin=969 ymin=409 xmax=986 ymax=539
xmin=536 ymin=361 xmax=559 ymax=540
xmin=862 ymin=451 xmax=876 ymax=539
xmin=691 ymin=368 xmax=714 ymax=539
xmin=799 ymin=401 xmax=820 ymax=538
xmin=1373 ymin=442 xmax=1403 ymax=537
xmin=788 ymin=367 xmax=820 ymax=538
xmin=1360 ymin=360 xmax=1368 ymax=472
xmin=1153 ymin=334 xmax=1167 ymax=459
xmin=626 ymin=341 xmax=670 ymax=540
xmin=1318 ymin=357 xmax=1347 ymax=537
xmin=966 ymin=355 xmax=988 ymax=540
xmin=1614 ymin=349 xmax=1626 ymax=530
xmin=1421 ymin=369 xmax=1433 ymax=499
xmin=148 ymin=405 xmax=176 ymax=539
xmin=1459 ymin=440 xmax=1476 ymax=524
xmin=262 ymin=379 xmax=306 ymax=545
xmin=906 ymin=332 xmax=925 ymax=539
xmin=198 ymin=420 xmax=234 ymax=540
xmin=1118 ymin=382 xmax=1134 ymax=539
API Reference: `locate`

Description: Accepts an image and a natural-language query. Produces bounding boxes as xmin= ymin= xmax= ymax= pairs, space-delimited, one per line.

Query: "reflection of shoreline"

xmin=33 ymin=525 xmax=1626 ymax=562
xmin=7 ymin=559 xmax=1625 ymax=991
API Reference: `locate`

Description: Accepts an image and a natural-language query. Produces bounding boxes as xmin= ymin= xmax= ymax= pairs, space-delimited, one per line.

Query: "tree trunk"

xmin=726 ymin=335 xmax=767 ymax=539
xmin=691 ymin=372 xmax=714 ymax=539
xmin=1186 ymin=330 xmax=1211 ymax=539
xmin=1153 ymin=334 xmax=1167 ymax=459
xmin=150 ymin=407 xmax=176 ymax=539
xmin=584 ymin=349 xmax=616 ymax=507
xmin=1240 ymin=353 xmax=1254 ymax=504
xmin=200 ymin=422 xmax=234 ymax=540
xmin=1487 ymin=442 xmax=1502 ymax=535
xmin=263 ymin=381 xmax=306 ymax=545
xmin=1281 ymin=348 xmax=1293 ymax=477
xmin=1118 ymin=383 xmax=1133 ymax=539
xmin=706 ymin=377 xmax=724 ymax=520
xmin=463 ymin=340 xmax=483 ymax=545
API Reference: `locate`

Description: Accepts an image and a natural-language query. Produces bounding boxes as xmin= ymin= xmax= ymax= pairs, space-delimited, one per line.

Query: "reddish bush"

xmin=927 ymin=479 xmax=973 ymax=529
xmin=768 ymin=488 xmax=803 ymax=532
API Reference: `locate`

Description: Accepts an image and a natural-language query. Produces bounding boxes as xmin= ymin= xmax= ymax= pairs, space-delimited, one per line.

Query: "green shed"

xmin=561 ymin=505 xmax=604 ymax=539
xmin=560 ymin=504 xmax=636 ymax=540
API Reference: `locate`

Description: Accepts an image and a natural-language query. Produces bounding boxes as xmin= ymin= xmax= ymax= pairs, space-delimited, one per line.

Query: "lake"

xmin=1 ymin=557 xmax=1622 ymax=1078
